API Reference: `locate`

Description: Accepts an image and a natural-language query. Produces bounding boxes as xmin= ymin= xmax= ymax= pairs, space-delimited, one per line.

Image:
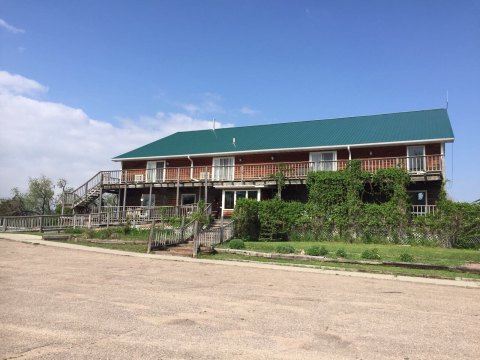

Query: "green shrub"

xmin=83 ymin=229 xmax=96 ymax=239
xmin=64 ymin=228 xmax=83 ymax=234
xmin=228 ymin=239 xmax=245 ymax=249
xmin=233 ymin=199 xmax=260 ymax=240
xmin=257 ymin=199 xmax=306 ymax=241
xmin=336 ymin=248 xmax=347 ymax=258
xmin=305 ymin=245 xmax=322 ymax=256
xmin=361 ymin=248 xmax=381 ymax=260
xmin=399 ymin=253 xmax=415 ymax=262
xmin=319 ymin=246 xmax=329 ymax=256
xmin=275 ymin=244 xmax=295 ymax=254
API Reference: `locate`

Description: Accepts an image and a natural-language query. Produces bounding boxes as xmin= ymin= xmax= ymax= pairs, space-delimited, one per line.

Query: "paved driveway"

xmin=0 ymin=239 xmax=479 ymax=359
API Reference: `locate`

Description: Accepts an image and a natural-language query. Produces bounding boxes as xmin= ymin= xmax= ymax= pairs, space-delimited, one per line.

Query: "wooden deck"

xmin=62 ymin=155 xmax=444 ymax=208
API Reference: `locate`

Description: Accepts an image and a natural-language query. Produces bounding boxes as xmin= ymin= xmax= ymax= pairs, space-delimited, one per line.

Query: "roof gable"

xmin=114 ymin=109 xmax=454 ymax=160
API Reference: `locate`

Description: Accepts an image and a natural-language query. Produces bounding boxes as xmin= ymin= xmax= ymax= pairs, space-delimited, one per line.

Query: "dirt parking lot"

xmin=0 ymin=238 xmax=479 ymax=359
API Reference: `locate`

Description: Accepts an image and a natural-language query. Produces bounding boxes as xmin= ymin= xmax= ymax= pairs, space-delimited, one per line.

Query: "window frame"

xmin=309 ymin=151 xmax=337 ymax=171
xmin=212 ymin=157 xmax=235 ymax=181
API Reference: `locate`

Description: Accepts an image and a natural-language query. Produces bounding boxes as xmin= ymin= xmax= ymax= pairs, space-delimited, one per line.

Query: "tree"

xmin=27 ymin=175 xmax=55 ymax=215
xmin=55 ymin=178 xmax=73 ymax=215
xmin=0 ymin=188 xmax=29 ymax=216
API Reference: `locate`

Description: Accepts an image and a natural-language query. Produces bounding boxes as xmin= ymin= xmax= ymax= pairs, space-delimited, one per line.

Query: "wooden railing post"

xmin=2 ymin=218 xmax=6 ymax=232
xmin=88 ymin=214 xmax=92 ymax=229
xmin=220 ymin=217 xmax=224 ymax=244
xmin=106 ymin=212 xmax=110 ymax=229
xmin=180 ymin=216 xmax=185 ymax=241
xmin=147 ymin=219 xmax=156 ymax=254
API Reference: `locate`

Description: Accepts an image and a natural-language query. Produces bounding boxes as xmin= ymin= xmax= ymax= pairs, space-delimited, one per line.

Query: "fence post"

xmin=147 ymin=219 xmax=156 ymax=254
xmin=106 ymin=212 xmax=110 ymax=229
xmin=2 ymin=217 xmax=6 ymax=232
xmin=220 ymin=217 xmax=224 ymax=243
xmin=88 ymin=214 xmax=92 ymax=229
xmin=180 ymin=216 xmax=185 ymax=241
xmin=40 ymin=216 xmax=44 ymax=233
xmin=193 ymin=220 xmax=199 ymax=257
xmin=73 ymin=214 xmax=76 ymax=229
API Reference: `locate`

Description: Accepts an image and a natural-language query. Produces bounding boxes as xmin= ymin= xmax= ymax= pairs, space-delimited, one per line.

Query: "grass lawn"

xmin=61 ymin=240 xmax=148 ymax=253
xmin=200 ymin=253 xmax=480 ymax=280
xmin=216 ymin=241 xmax=480 ymax=267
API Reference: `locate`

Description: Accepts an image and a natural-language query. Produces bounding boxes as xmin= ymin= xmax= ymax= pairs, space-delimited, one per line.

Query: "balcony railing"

xmin=64 ymin=155 xmax=444 ymax=206
xmin=99 ymin=155 xmax=443 ymax=185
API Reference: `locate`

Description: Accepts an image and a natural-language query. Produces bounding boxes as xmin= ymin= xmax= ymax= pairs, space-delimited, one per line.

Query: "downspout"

xmin=347 ymin=145 xmax=352 ymax=160
xmin=187 ymin=155 xmax=194 ymax=180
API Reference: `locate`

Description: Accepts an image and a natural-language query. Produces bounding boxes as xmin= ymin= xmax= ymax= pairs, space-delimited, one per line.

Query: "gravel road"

xmin=1 ymin=239 xmax=479 ymax=359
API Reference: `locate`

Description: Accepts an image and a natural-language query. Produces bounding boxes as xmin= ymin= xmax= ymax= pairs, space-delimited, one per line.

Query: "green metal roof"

xmin=114 ymin=109 xmax=454 ymax=160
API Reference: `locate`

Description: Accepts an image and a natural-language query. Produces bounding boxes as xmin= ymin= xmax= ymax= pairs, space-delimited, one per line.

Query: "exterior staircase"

xmin=61 ymin=171 xmax=105 ymax=211
xmin=154 ymin=240 xmax=194 ymax=257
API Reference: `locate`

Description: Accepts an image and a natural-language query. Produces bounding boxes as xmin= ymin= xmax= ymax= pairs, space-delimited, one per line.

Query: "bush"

xmin=275 ymin=244 xmax=295 ymax=254
xmin=305 ymin=245 xmax=322 ymax=256
xmin=319 ymin=246 xmax=329 ymax=256
xmin=233 ymin=199 xmax=260 ymax=240
xmin=228 ymin=239 xmax=245 ymax=249
xmin=399 ymin=253 xmax=415 ymax=262
xmin=361 ymin=248 xmax=381 ymax=260
xmin=64 ymin=228 xmax=83 ymax=234
xmin=83 ymin=229 xmax=96 ymax=239
xmin=336 ymin=248 xmax=347 ymax=258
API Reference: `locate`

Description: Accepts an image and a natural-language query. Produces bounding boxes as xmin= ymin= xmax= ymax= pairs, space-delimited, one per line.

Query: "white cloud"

xmin=0 ymin=19 xmax=25 ymax=34
xmin=0 ymin=71 xmax=233 ymax=197
xmin=239 ymin=106 xmax=260 ymax=116
xmin=0 ymin=70 xmax=47 ymax=96
xmin=179 ymin=92 xmax=225 ymax=115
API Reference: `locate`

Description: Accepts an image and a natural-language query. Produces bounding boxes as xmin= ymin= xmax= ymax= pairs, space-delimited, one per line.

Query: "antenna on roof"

xmin=446 ymin=91 xmax=449 ymax=109
xmin=212 ymin=118 xmax=216 ymax=131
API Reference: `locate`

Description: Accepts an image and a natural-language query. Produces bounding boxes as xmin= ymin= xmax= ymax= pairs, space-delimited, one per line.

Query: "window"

xmin=408 ymin=190 xmax=427 ymax=214
xmin=140 ymin=194 xmax=155 ymax=207
xmin=213 ymin=157 xmax=235 ymax=181
xmin=310 ymin=151 xmax=337 ymax=171
xmin=146 ymin=161 xmax=165 ymax=182
xmin=224 ymin=191 xmax=235 ymax=210
xmin=222 ymin=189 xmax=260 ymax=210
xmin=181 ymin=194 xmax=196 ymax=205
xmin=407 ymin=146 xmax=425 ymax=172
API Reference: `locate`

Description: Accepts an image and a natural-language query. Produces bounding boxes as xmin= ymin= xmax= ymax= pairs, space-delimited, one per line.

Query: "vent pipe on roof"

xmin=232 ymin=137 xmax=236 ymax=147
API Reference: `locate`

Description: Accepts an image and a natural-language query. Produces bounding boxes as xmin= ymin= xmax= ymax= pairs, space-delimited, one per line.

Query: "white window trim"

xmin=212 ymin=157 xmax=235 ymax=181
xmin=309 ymin=151 xmax=337 ymax=171
xmin=221 ymin=189 xmax=261 ymax=211
xmin=406 ymin=145 xmax=426 ymax=172
xmin=146 ymin=160 xmax=166 ymax=182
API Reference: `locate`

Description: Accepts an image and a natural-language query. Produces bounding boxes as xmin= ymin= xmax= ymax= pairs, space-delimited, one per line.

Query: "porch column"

xmin=122 ymin=185 xmax=127 ymax=217
xmin=149 ymin=184 xmax=153 ymax=210
xmin=176 ymin=168 xmax=180 ymax=207
xmin=204 ymin=166 xmax=208 ymax=204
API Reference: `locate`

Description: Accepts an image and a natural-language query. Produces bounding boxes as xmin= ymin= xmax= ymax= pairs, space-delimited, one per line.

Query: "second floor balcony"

xmin=105 ymin=154 xmax=444 ymax=185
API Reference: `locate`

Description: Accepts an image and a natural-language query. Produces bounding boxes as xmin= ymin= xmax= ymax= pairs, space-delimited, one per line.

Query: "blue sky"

xmin=0 ymin=0 xmax=479 ymax=201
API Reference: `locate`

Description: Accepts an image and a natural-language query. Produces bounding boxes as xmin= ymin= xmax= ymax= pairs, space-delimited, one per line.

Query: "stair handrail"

xmin=68 ymin=171 xmax=104 ymax=206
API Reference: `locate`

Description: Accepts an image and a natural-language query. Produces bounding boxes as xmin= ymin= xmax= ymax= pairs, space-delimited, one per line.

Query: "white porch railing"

xmin=411 ymin=205 xmax=436 ymax=216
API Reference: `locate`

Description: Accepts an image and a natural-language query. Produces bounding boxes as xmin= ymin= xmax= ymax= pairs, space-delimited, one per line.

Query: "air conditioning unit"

xmin=134 ymin=174 xmax=144 ymax=182
xmin=199 ymin=172 xmax=210 ymax=180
